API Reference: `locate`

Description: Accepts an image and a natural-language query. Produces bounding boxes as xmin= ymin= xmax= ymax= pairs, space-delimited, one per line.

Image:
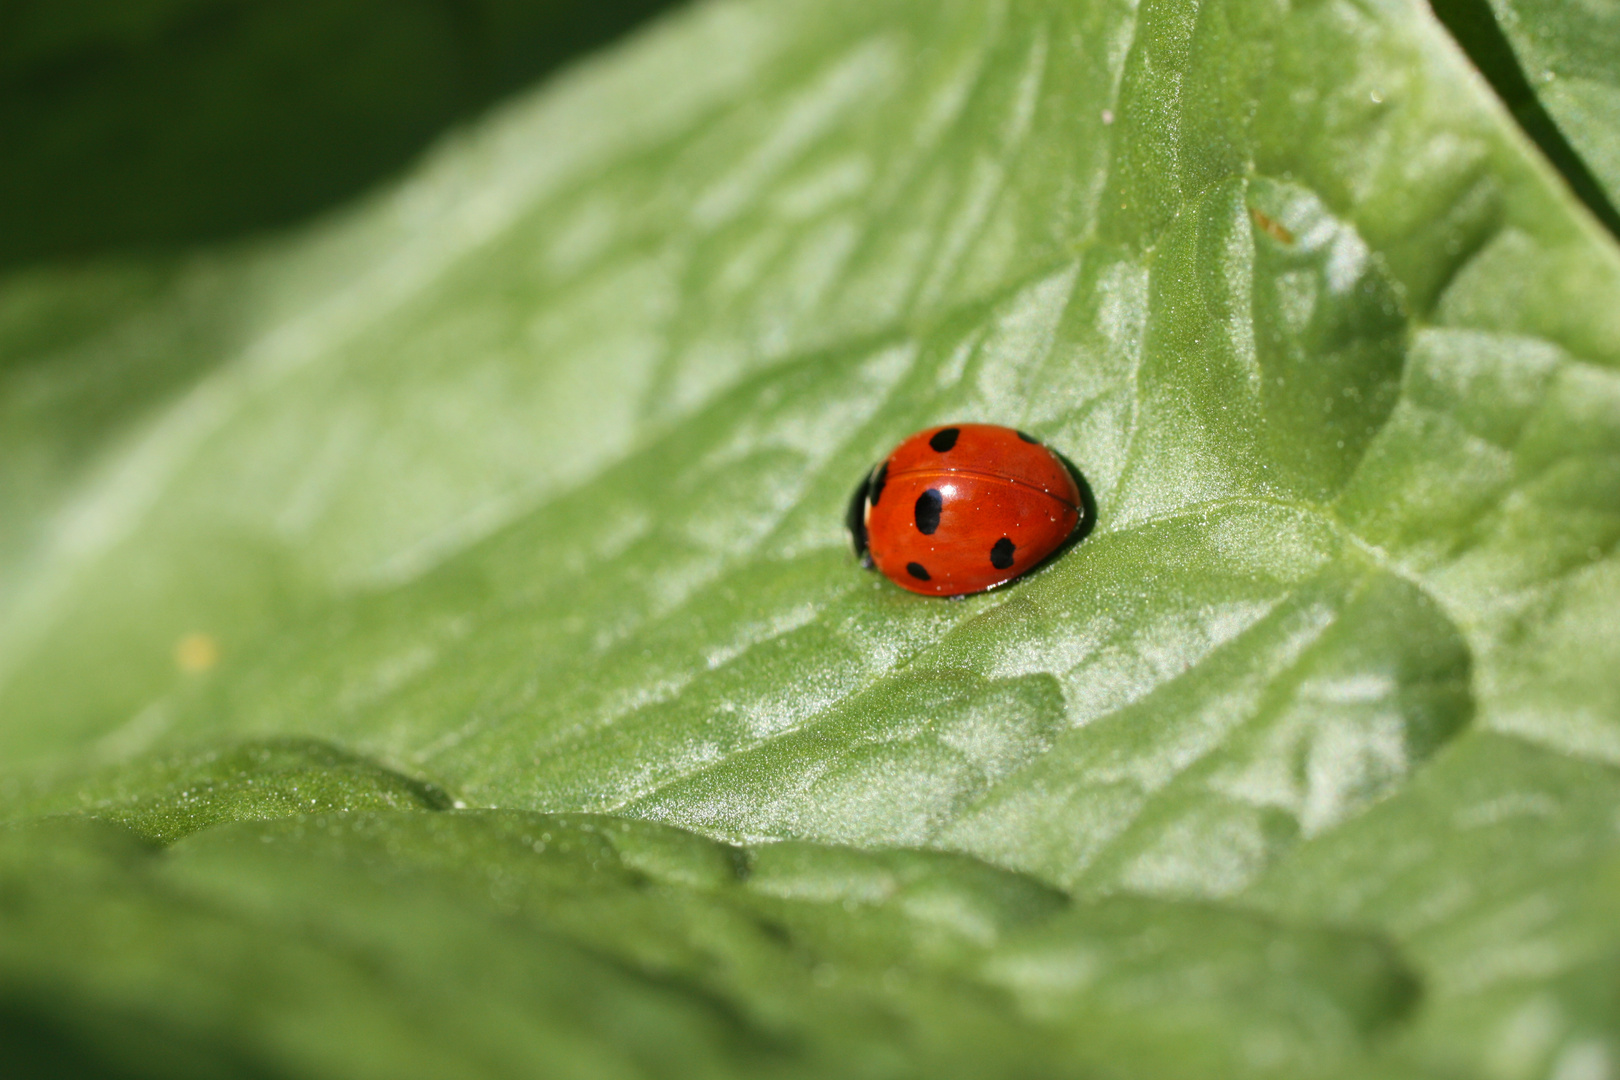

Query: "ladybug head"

xmin=845 ymin=466 xmax=876 ymax=569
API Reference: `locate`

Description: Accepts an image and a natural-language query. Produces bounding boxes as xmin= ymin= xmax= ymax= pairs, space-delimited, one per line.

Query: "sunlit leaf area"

xmin=3 ymin=0 xmax=1619 ymax=1077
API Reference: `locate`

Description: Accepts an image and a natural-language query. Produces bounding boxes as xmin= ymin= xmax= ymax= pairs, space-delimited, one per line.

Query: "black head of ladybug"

xmin=845 ymin=466 xmax=874 ymax=569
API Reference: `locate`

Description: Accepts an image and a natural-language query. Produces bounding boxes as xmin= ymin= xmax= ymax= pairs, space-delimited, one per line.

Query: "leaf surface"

xmin=2 ymin=0 xmax=1620 ymax=1076
xmin=1428 ymin=0 xmax=1620 ymax=233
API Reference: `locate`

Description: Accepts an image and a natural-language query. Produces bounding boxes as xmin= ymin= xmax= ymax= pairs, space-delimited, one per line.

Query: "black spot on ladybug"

xmin=915 ymin=489 xmax=942 ymax=534
xmin=868 ymin=460 xmax=888 ymax=506
xmin=1016 ymin=430 xmax=1039 ymax=444
xmin=906 ymin=562 xmax=931 ymax=581
xmin=990 ymin=537 xmax=1016 ymax=569
xmin=929 ymin=427 xmax=960 ymax=452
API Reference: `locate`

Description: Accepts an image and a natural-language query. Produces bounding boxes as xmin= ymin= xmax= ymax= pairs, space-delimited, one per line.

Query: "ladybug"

xmin=847 ymin=424 xmax=1085 ymax=597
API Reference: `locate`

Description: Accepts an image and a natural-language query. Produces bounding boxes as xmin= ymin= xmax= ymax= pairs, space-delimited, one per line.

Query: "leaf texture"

xmin=2 ymin=0 xmax=1619 ymax=1077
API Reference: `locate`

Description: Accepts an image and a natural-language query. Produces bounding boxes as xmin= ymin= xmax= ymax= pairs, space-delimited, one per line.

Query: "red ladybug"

xmin=847 ymin=424 xmax=1085 ymax=597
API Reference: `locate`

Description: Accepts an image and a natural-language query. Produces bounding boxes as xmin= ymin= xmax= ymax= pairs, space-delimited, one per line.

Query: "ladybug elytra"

xmin=848 ymin=424 xmax=1085 ymax=597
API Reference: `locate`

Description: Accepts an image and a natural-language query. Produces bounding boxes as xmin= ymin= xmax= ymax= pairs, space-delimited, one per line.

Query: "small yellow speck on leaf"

xmin=1248 ymin=206 xmax=1295 ymax=244
xmin=175 ymin=632 xmax=219 ymax=673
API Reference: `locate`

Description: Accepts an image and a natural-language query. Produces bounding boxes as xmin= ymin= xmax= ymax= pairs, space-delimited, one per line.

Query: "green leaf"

xmin=1432 ymin=0 xmax=1620 ymax=228
xmin=3 ymin=0 xmax=1620 ymax=1077
xmin=1 ymin=812 xmax=1421 ymax=1079
xmin=1428 ymin=0 xmax=1620 ymax=233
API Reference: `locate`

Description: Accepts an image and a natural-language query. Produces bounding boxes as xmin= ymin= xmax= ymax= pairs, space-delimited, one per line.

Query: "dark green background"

xmin=0 ymin=0 xmax=680 ymax=268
